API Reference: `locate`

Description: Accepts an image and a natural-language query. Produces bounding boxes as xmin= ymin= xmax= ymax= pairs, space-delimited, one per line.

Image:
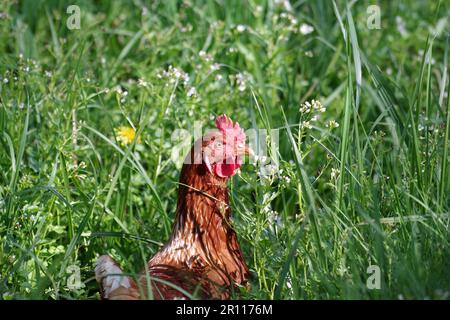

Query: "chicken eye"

xmin=215 ymin=141 xmax=223 ymax=148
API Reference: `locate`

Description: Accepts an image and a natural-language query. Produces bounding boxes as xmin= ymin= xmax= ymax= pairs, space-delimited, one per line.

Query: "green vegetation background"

xmin=0 ymin=0 xmax=449 ymax=299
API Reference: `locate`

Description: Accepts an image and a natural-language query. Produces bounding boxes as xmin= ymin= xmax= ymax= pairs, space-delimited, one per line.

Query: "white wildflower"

xmin=302 ymin=121 xmax=312 ymax=129
xmin=283 ymin=175 xmax=291 ymax=184
xmin=331 ymin=168 xmax=340 ymax=180
xmin=326 ymin=120 xmax=339 ymax=129
xmin=210 ymin=63 xmax=220 ymax=71
xmin=160 ymin=65 xmax=190 ymax=86
xmin=180 ymin=24 xmax=193 ymax=33
xmin=395 ymin=16 xmax=408 ymax=37
xmin=235 ymin=73 xmax=247 ymax=91
xmin=137 ymin=78 xmax=149 ymax=87
xmin=299 ymin=23 xmax=314 ymax=35
xmin=186 ymin=86 xmax=197 ymax=97
xmin=255 ymin=5 xmax=263 ymax=15
xmin=236 ymin=24 xmax=247 ymax=33
xmin=299 ymin=101 xmax=311 ymax=113
xmin=265 ymin=164 xmax=278 ymax=176
xmin=311 ymin=99 xmax=324 ymax=112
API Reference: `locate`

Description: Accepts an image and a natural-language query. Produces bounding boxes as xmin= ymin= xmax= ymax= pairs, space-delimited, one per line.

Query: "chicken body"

xmin=96 ymin=116 xmax=250 ymax=300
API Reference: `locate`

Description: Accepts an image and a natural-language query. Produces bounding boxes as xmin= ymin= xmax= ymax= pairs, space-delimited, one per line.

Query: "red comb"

xmin=215 ymin=114 xmax=233 ymax=131
xmin=215 ymin=114 xmax=245 ymax=141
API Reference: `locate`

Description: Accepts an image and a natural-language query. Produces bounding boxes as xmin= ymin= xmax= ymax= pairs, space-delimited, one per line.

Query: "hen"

xmin=95 ymin=115 xmax=252 ymax=299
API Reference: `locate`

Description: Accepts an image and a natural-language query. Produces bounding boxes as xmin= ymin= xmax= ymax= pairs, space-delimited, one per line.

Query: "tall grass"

xmin=0 ymin=0 xmax=448 ymax=299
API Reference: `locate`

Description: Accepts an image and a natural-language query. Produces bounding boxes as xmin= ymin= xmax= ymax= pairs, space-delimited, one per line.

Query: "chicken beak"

xmin=235 ymin=144 xmax=253 ymax=158
xmin=243 ymin=144 xmax=254 ymax=156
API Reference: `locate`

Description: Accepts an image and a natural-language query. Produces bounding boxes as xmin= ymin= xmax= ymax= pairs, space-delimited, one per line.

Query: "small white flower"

xmin=138 ymin=78 xmax=149 ymax=87
xmin=187 ymin=87 xmax=197 ymax=97
xmin=326 ymin=120 xmax=339 ymax=129
xmin=286 ymin=276 xmax=293 ymax=289
xmin=299 ymin=104 xmax=310 ymax=113
xmin=160 ymin=65 xmax=190 ymax=86
xmin=210 ymin=63 xmax=220 ymax=71
xmin=198 ymin=51 xmax=213 ymax=63
xmin=180 ymin=24 xmax=192 ymax=33
xmin=396 ymin=16 xmax=408 ymax=37
xmin=299 ymin=23 xmax=314 ymax=35
xmin=331 ymin=168 xmax=340 ymax=180
xmin=261 ymin=163 xmax=278 ymax=176
xmin=235 ymin=73 xmax=247 ymax=91
xmin=3 ymin=78 xmax=8 ymax=84
xmin=302 ymin=121 xmax=312 ymax=129
xmin=236 ymin=24 xmax=247 ymax=33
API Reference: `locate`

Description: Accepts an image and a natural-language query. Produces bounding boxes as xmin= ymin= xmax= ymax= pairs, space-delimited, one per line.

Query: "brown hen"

xmin=95 ymin=115 xmax=252 ymax=299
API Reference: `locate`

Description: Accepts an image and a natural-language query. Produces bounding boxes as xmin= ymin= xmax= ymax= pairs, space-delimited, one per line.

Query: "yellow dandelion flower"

xmin=115 ymin=126 xmax=141 ymax=146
